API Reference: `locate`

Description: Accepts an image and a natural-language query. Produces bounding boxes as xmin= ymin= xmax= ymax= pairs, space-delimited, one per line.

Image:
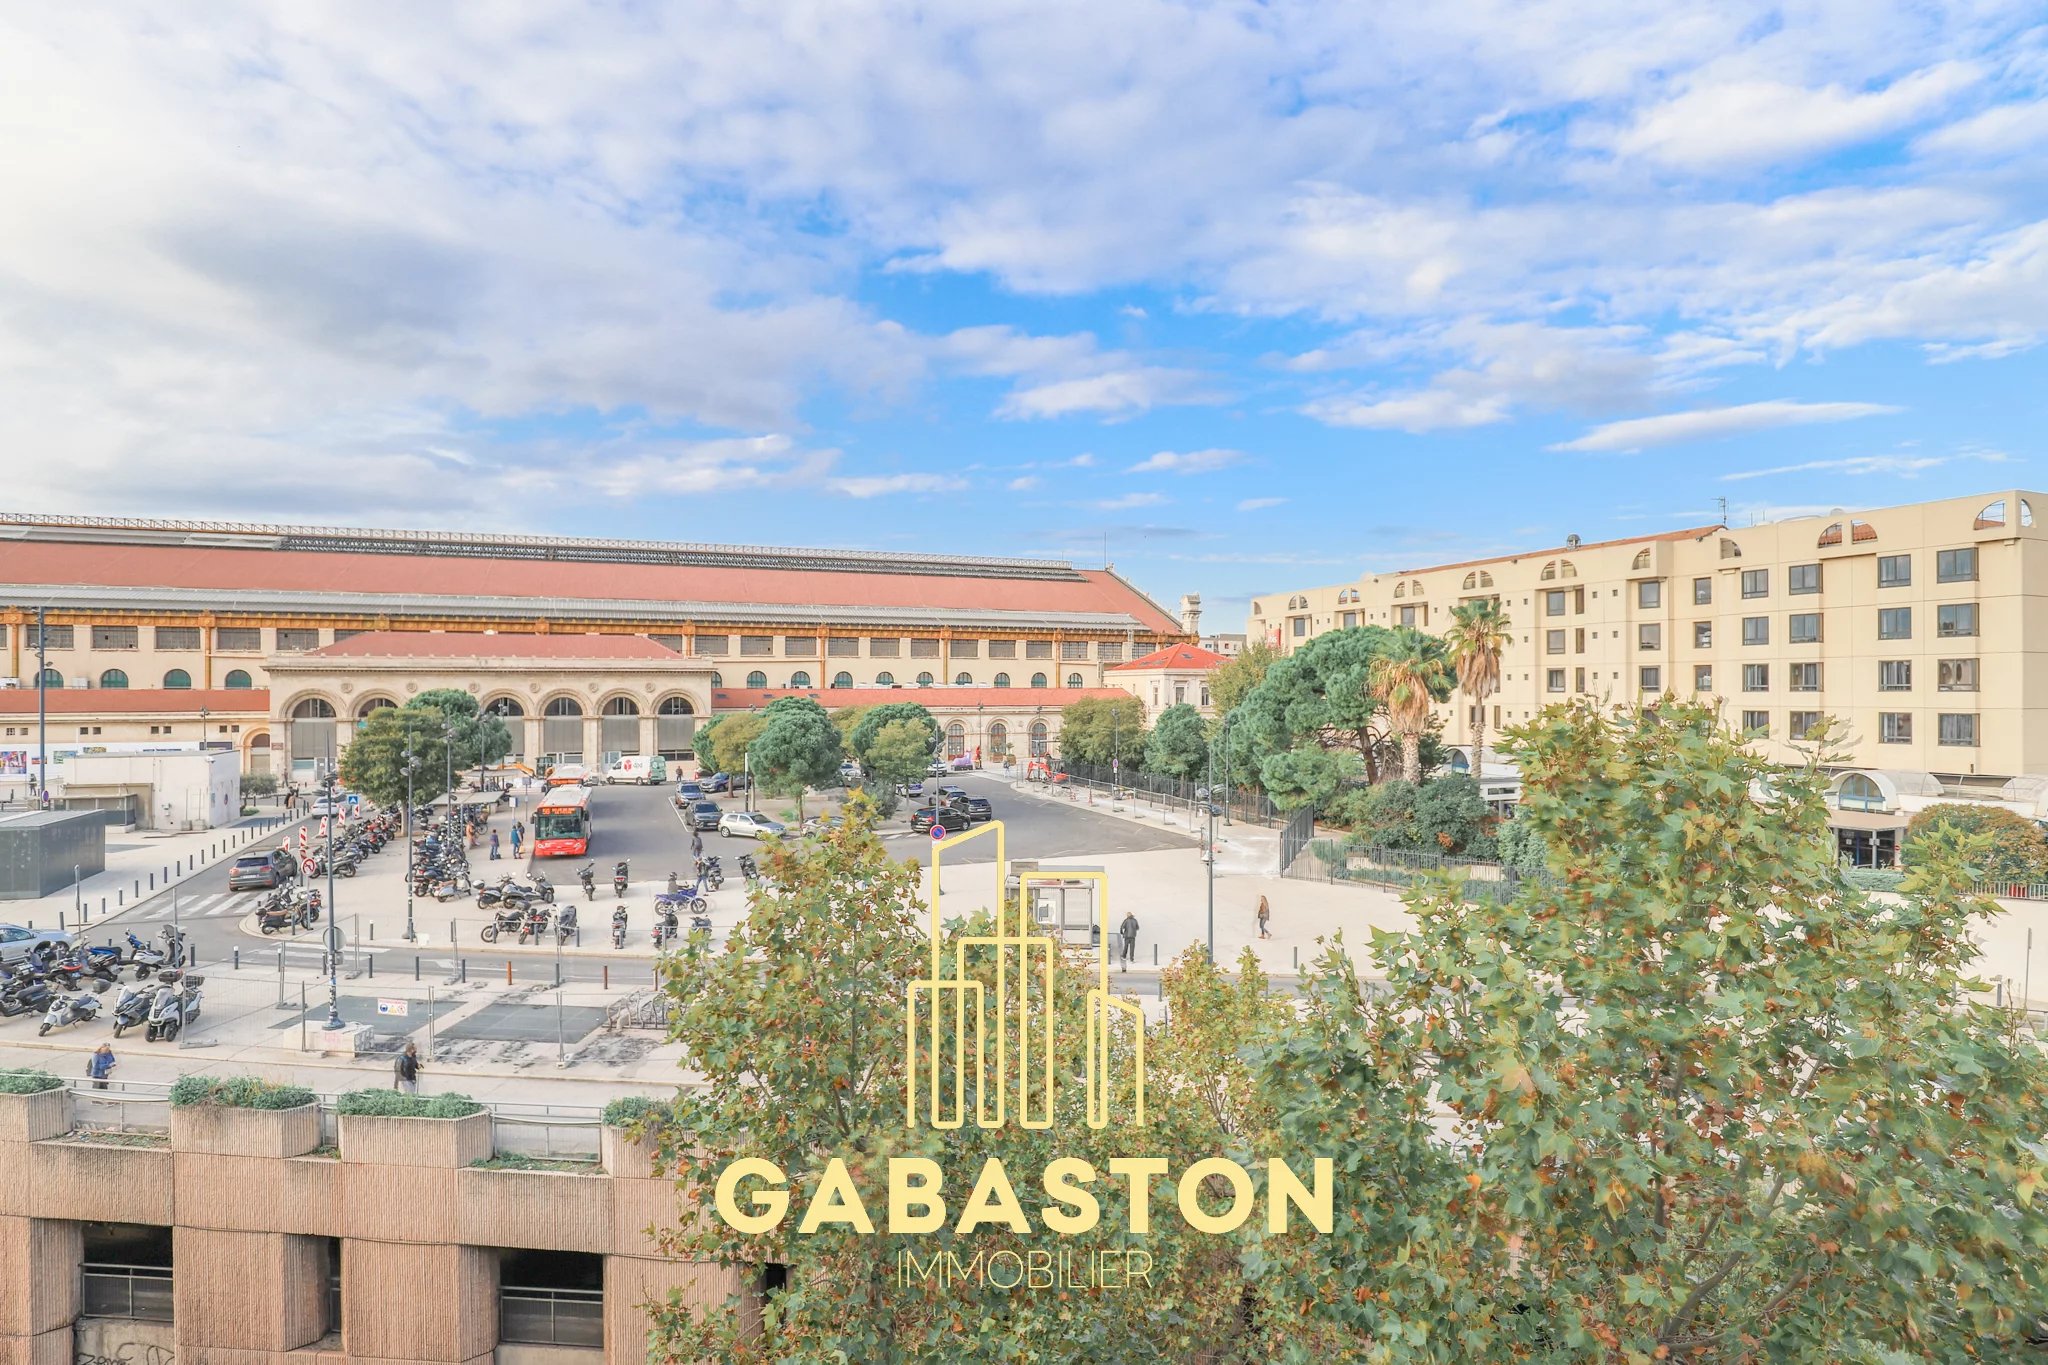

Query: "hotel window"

xmin=154 ymin=626 xmax=201 ymax=650
xmin=1938 ymin=658 xmax=1979 ymax=692
xmin=1341 ymin=612 xmax=1357 ymax=628
xmin=1938 ymin=713 xmax=1978 ymax=746
xmin=1293 ymin=618 xmax=1308 ymax=637
xmin=875 ymin=671 xmax=894 ymax=686
xmin=1693 ymin=577 xmax=1712 ymax=605
xmin=1694 ymin=622 xmax=1711 ymax=649
xmin=1788 ymin=563 xmax=1821 ymax=595
xmin=1937 ymin=604 xmax=1977 ymax=638
xmin=1741 ymin=569 xmax=1769 ymax=599
xmin=1741 ymin=711 xmax=1769 ymax=736
xmin=1742 ymin=664 xmax=1769 ymax=692
xmin=1025 ymin=640 xmax=1054 ymax=660
xmin=868 ymin=637 xmax=901 ymax=657
xmin=91 ymin=626 xmax=139 ymax=650
xmin=1878 ymin=607 xmax=1912 ymax=640
xmin=1546 ymin=669 xmax=1566 ymax=693
xmin=828 ymin=637 xmax=860 ymax=657
xmin=696 ymin=635 xmax=730 ymax=655
xmin=950 ymin=639 xmax=979 ymax=658
xmin=1878 ymin=554 xmax=1912 ymax=588
xmin=1637 ymin=624 xmax=1661 ymax=651
xmin=790 ymin=671 xmax=814 ymax=688
xmin=28 ymin=625 xmax=74 ymax=649
xmin=1936 ymin=547 xmax=1978 ymax=582
xmin=1065 ymin=673 xmax=1083 ymax=688
xmin=1397 ymin=606 xmax=1418 ymax=626
xmin=1546 ymin=630 xmax=1565 ymax=655
xmin=1789 ymin=711 xmax=1822 ymax=740
xmin=1879 ymin=661 xmax=1912 ymax=691
xmin=1574 ymin=667 xmax=1587 ymax=692
xmin=740 ymin=635 xmax=773 ymax=656
xmin=912 ymin=638 xmax=943 ymax=658
xmin=1545 ymin=590 xmax=1566 ymax=617
xmin=1741 ymin=616 xmax=1769 ymax=646
xmin=1639 ymin=666 xmax=1661 ymax=692
xmin=1789 ymin=662 xmax=1820 ymax=692
xmin=1880 ymin=712 xmax=1912 ymax=744
xmin=1693 ymin=666 xmax=1712 ymax=692
xmin=275 ymin=629 xmax=320 ymax=652
xmin=1637 ymin=580 xmax=1662 ymax=609
xmin=1574 ymin=627 xmax=1586 ymax=653
xmin=784 ymin=636 xmax=818 ymax=656
xmin=1788 ymin=613 xmax=1821 ymax=644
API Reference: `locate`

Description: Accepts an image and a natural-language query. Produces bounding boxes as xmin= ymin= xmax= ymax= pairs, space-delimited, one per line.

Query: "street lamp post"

xmin=1200 ymin=742 xmax=1217 ymax=964
xmin=443 ymin=723 xmax=456 ymax=845
xmin=198 ymin=704 xmax=211 ymax=754
xmin=402 ymin=746 xmax=420 ymax=943
xmin=33 ymin=606 xmax=46 ymax=807
xmin=321 ymin=748 xmax=341 ymax=1030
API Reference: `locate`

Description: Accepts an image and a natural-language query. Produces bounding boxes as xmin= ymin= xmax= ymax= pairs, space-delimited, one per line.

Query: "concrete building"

xmin=0 ymin=1085 xmax=735 ymax=1364
xmin=1104 ymin=643 xmax=1228 ymax=723
xmin=57 ymin=750 xmax=242 ymax=832
xmin=1247 ymin=490 xmax=2048 ymax=864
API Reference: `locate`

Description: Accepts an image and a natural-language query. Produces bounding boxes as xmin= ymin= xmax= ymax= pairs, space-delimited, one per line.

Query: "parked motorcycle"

xmin=108 ymin=981 xmax=154 ymax=1037
xmin=516 ymin=904 xmax=554 ymax=945
xmin=554 ymin=905 xmax=579 ymax=945
xmin=613 ymin=860 xmax=630 ymax=899
xmin=144 ymin=974 xmax=203 ymax=1042
xmin=257 ymin=899 xmax=311 ymax=935
xmin=737 ymin=854 xmax=762 ymax=887
xmin=611 ymin=906 xmax=628 ymax=949
xmin=38 ymin=989 xmax=101 ymax=1036
xmin=0 ymin=966 xmax=52 ymax=1018
xmin=651 ymin=907 xmax=677 ymax=949
xmin=478 ymin=906 xmax=526 ymax=944
xmin=124 ymin=931 xmax=166 ymax=979
xmin=579 ymin=863 xmax=597 ymax=900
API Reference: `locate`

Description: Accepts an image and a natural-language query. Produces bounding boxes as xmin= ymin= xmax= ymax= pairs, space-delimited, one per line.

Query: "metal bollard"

xmin=603 ymin=964 xmax=609 ymax=990
xmin=234 ymin=948 xmax=240 ymax=971
xmin=149 ymin=873 xmax=155 ymax=890
xmin=415 ymin=956 xmax=420 ymax=981
xmin=1293 ymin=946 xmax=1300 ymax=970
xmin=461 ymin=958 xmax=467 ymax=983
xmin=367 ymin=955 xmax=374 ymax=979
xmin=1152 ymin=943 xmax=1158 ymax=966
xmin=59 ymin=913 xmax=65 ymax=933
xmin=506 ymin=961 xmax=512 ymax=984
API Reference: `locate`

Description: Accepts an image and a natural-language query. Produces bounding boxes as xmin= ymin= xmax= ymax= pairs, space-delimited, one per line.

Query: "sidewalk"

xmin=2 ymin=808 xmax=307 ymax=932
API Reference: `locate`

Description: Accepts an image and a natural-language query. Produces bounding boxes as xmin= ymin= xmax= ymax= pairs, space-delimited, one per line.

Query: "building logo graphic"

xmin=905 ymin=820 xmax=1145 ymax=1130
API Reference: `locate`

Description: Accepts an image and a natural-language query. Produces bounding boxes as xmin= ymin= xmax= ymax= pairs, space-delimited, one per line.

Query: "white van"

xmin=605 ymin=755 xmax=667 ymax=785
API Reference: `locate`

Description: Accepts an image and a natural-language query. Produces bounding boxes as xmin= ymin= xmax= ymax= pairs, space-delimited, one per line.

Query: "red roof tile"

xmin=711 ymin=687 xmax=1123 ymax=711
xmin=1390 ymin=524 xmax=1725 ymax=577
xmin=0 ymin=688 xmax=268 ymax=715
xmin=302 ymin=632 xmax=682 ymax=661
xmin=1109 ymin=642 xmax=1228 ymax=672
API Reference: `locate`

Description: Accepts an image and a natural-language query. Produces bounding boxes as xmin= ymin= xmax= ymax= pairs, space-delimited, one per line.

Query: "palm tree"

xmin=1445 ymin=597 xmax=1511 ymax=786
xmin=1369 ymin=631 xmax=1449 ymax=784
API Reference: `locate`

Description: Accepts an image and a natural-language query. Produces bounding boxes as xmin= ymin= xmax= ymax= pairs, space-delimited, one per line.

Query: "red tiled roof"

xmin=2 ymin=538 xmax=1182 ymax=632
xmin=302 ymin=632 xmax=681 ymax=661
xmin=0 ymin=688 xmax=268 ymax=715
xmin=1392 ymin=524 xmax=1725 ymax=577
xmin=711 ymin=686 xmax=1124 ymax=711
xmin=1109 ymin=642 xmax=1227 ymax=672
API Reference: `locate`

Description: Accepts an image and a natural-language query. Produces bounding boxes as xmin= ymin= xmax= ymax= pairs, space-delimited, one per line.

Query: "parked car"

xmin=802 ymin=813 xmax=845 ymax=836
xmin=946 ymin=794 xmax=994 ymax=823
xmin=688 ymin=800 xmax=722 ymax=831
xmin=910 ymin=805 xmax=972 ymax=835
xmin=947 ymin=753 xmax=976 ymax=771
xmin=838 ymin=760 xmax=860 ymax=781
xmin=718 ymin=811 xmax=786 ymax=840
xmin=934 ymin=785 xmax=967 ymax=801
xmin=894 ymin=779 xmax=925 ymax=799
xmin=308 ymin=794 xmax=344 ymax=817
xmin=0 ymin=924 xmax=73 ymax=967
xmin=227 ymin=849 xmax=296 ymax=891
xmin=675 ymin=781 xmax=705 ymax=802
xmin=928 ymin=759 xmax=951 ymax=777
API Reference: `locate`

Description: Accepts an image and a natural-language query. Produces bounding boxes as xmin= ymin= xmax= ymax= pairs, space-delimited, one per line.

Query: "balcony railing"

xmin=81 ymin=1263 xmax=174 ymax=1321
xmin=501 ymin=1286 xmax=604 ymax=1346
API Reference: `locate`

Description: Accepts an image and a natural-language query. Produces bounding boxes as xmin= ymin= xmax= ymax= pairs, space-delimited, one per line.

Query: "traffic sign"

xmin=931 ymin=823 xmax=947 ymax=842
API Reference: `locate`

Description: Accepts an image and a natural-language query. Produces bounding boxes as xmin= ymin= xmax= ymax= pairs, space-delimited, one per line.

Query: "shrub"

xmin=168 ymin=1075 xmax=316 ymax=1110
xmin=1902 ymin=802 xmax=2048 ymax=885
xmin=602 ymin=1095 xmax=671 ymax=1129
xmin=333 ymin=1088 xmax=483 ymax=1118
xmin=0 ymin=1068 xmax=63 ymax=1095
xmin=1494 ymin=815 xmax=1549 ymax=877
xmin=1842 ymin=867 xmax=1907 ymax=892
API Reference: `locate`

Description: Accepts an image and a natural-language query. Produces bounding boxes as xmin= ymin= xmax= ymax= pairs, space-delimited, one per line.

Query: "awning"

xmin=1829 ymin=809 xmax=1909 ymax=832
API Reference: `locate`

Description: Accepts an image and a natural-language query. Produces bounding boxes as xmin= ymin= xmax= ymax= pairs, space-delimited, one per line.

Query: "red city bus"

xmin=531 ymin=783 xmax=594 ymax=858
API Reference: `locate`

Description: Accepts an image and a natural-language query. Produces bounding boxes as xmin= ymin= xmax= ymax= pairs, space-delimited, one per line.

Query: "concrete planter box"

xmin=601 ymin=1125 xmax=664 ymax=1180
xmin=339 ymin=1110 xmax=491 ymax=1168
xmin=456 ymin=1165 xmax=611 ymax=1253
xmin=28 ymin=1140 xmax=174 ymax=1225
xmin=0 ymin=1087 xmax=71 ymax=1143
xmin=171 ymin=1101 xmax=321 ymax=1158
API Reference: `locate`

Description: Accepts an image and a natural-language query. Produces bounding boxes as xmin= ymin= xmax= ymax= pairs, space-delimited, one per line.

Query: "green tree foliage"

xmin=647 ymin=798 xmax=1344 ymax=1364
xmin=338 ymin=706 xmax=450 ymax=808
xmin=1491 ymin=811 xmax=1549 ymax=876
xmin=749 ymin=697 xmax=843 ymax=820
xmin=848 ymin=702 xmax=940 ymax=771
xmin=1140 ymin=702 xmax=1209 ymax=780
xmin=1233 ymin=626 xmax=1411 ymax=784
xmin=1408 ymin=772 xmax=1494 ymax=856
xmin=408 ymin=688 xmax=513 ymax=770
xmin=1259 ymin=700 xmax=2048 ymax=1360
xmin=1206 ymin=640 xmax=1277 ymax=723
xmin=1904 ymin=801 xmax=2048 ymax=884
xmin=829 ymin=704 xmax=870 ymax=759
xmin=1055 ymin=693 xmax=1147 ymax=768
xmin=1368 ymin=627 xmax=1453 ymax=785
xmin=1256 ymin=743 xmax=1359 ymax=811
xmin=860 ymin=718 xmax=933 ymax=794
xmin=694 ymin=713 xmax=767 ymax=777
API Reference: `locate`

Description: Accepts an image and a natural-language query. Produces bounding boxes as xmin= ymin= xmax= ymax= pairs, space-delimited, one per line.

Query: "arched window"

xmin=831 ymin=672 xmax=853 ymax=689
xmin=223 ymin=669 xmax=253 ymax=689
xmin=1476 ymin=570 xmax=1493 ymax=587
xmin=1539 ymin=561 xmax=1558 ymax=582
xmin=162 ymin=669 xmax=192 ymax=689
xmin=38 ymin=667 xmax=61 ymax=687
xmin=1066 ymin=673 xmax=1084 ymax=689
xmin=655 ymin=696 xmax=696 ymax=761
xmin=746 ymin=671 xmax=767 ymax=689
xmin=1631 ymin=548 xmax=1651 ymax=570
xmin=98 ymin=669 xmax=128 ymax=689
xmin=1408 ymin=579 xmax=1424 ymax=596
xmin=1462 ymin=572 xmax=1477 ymax=589
xmin=657 ymin=696 xmax=694 ymax=715
xmin=600 ymin=696 xmax=640 ymax=756
xmin=875 ymin=671 xmax=895 ymax=686
xmin=789 ymin=671 xmax=812 ymax=688
xmin=1030 ymin=673 xmax=1047 ymax=688
xmin=354 ymin=696 xmax=397 ymax=720
xmin=1557 ymin=560 xmax=1576 ymax=580
xmin=541 ymin=697 xmax=583 ymax=764
xmin=1975 ymin=499 xmax=2008 ymax=529
xmin=485 ymin=697 xmax=525 ymax=718
xmin=710 ymin=672 xmax=722 ymax=688
xmin=1817 ymin=522 xmax=1843 ymax=547
xmin=1393 ymin=583 xmax=1407 ymax=598
xmin=954 ymin=672 xmax=972 ymax=686
xmin=2024 ymin=499 xmax=2036 ymax=528
xmin=992 ymin=673 xmax=1010 ymax=688
xmin=1720 ymin=538 xmax=1742 ymax=559
xmin=1030 ymin=721 xmax=1049 ymax=756
xmin=291 ymin=698 xmax=336 ymax=719
xmin=988 ymin=721 xmax=1008 ymax=755
xmin=916 ymin=673 xmax=934 ymax=687
xmin=543 ymin=697 xmax=583 ymax=717
xmin=602 ymin=696 xmax=640 ymax=716
xmin=945 ymin=722 xmax=967 ymax=758
xmin=1838 ymin=772 xmax=1885 ymax=812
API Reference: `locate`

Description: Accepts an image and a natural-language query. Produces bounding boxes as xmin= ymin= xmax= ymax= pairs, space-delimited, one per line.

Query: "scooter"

xmin=610 ymin=907 xmax=628 ymax=949
xmin=651 ymin=908 xmax=677 ymax=949
xmin=737 ymin=854 xmax=762 ymax=886
xmin=516 ymin=904 xmax=553 ymax=946
xmin=478 ymin=906 xmax=526 ymax=944
xmin=160 ymin=926 xmax=189 ymax=972
xmin=0 ymin=966 xmax=52 ymax=1018
xmin=26 ymin=943 xmax=84 ymax=993
xmin=613 ymin=861 xmax=630 ymax=899
xmin=695 ymin=855 xmax=724 ymax=891
xmin=144 ymin=974 xmax=203 ymax=1042
xmin=531 ymin=873 xmax=555 ymax=904
xmin=81 ymin=944 xmax=126 ymax=984
xmin=109 ymin=981 xmax=154 ymax=1037
xmin=554 ymin=905 xmax=579 ymax=945
xmin=256 ymin=900 xmax=310 ymax=935
xmin=579 ymin=864 xmax=597 ymax=900
xmin=124 ymin=932 xmax=166 ymax=979
xmin=38 ymin=989 xmax=101 ymax=1036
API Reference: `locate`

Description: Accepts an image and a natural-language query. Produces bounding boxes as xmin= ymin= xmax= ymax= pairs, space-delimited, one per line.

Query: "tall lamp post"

xmin=402 ymin=745 xmax=421 ymax=943
xmin=33 ymin=606 xmax=47 ymax=806
xmin=320 ymin=750 xmax=342 ymax=1029
xmin=1199 ymin=739 xmax=1220 ymax=963
xmin=442 ymin=722 xmax=456 ymax=845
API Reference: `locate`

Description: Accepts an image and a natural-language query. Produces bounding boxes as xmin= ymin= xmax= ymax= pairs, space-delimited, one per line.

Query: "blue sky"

xmin=3 ymin=3 xmax=2046 ymax=629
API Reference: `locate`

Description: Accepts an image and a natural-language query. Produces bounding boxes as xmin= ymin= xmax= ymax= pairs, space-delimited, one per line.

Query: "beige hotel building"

xmin=1249 ymin=490 xmax=2048 ymax=865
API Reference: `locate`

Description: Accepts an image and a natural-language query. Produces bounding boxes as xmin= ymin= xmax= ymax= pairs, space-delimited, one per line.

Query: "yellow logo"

xmin=905 ymin=820 xmax=1145 ymax=1130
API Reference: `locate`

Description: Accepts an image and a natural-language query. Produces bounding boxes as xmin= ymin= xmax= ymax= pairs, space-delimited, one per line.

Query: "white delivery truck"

xmin=604 ymin=755 xmax=667 ymax=785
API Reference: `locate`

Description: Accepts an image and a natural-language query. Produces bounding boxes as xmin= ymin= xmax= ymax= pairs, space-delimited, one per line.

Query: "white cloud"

xmin=997 ymin=367 xmax=1215 ymax=420
xmin=1007 ymin=475 xmax=1042 ymax=491
xmin=1066 ymin=453 xmax=1097 ymax=468
xmin=1914 ymin=100 xmax=2048 ymax=160
xmin=827 ymin=472 xmax=970 ymax=498
xmin=1550 ymin=400 xmax=1902 ymax=453
xmin=1304 ymin=388 xmax=1510 ymax=432
xmin=1236 ymin=497 xmax=1287 ymax=512
xmin=1718 ymin=450 xmax=2010 ymax=482
xmin=1090 ymin=492 xmax=1169 ymax=511
xmin=1128 ymin=448 xmax=1244 ymax=475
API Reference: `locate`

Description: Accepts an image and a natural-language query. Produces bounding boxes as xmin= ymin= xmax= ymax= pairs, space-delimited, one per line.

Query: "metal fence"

xmin=1277 ymin=805 xmax=1317 ymax=874
xmin=1051 ymin=759 xmax=1282 ymax=826
xmin=80 ymin=1264 xmax=174 ymax=1320
xmin=501 ymin=1286 xmax=605 ymax=1347
xmin=1285 ymin=840 xmax=1559 ymax=901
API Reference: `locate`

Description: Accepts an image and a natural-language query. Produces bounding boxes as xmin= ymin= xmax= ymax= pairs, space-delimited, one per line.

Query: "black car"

xmin=910 ymin=805 xmax=972 ymax=835
xmin=688 ymin=800 xmax=722 ymax=831
xmin=946 ymin=794 xmax=994 ymax=823
xmin=228 ymin=849 xmax=296 ymax=891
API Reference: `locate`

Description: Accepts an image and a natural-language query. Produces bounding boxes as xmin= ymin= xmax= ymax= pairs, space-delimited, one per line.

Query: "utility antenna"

xmin=1716 ymin=496 xmax=1728 ymax=526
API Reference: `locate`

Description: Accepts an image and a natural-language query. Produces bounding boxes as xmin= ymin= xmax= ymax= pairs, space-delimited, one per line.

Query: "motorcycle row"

xmin=299 ymin=808 xmax=406 ymax=880
xmin=0 ymin=927 xmax=205 ymax=1043
xmin=639 ymin=854 xmax=763 ymax=950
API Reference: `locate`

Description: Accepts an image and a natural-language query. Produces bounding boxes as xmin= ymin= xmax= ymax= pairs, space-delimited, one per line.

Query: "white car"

xmin=0 ymin=924 xmax=73 ymax=967
xmin=308 ymin=796 xmax=345 ymax=817
xmin=717 ymin=812 xmax=786 ymax=840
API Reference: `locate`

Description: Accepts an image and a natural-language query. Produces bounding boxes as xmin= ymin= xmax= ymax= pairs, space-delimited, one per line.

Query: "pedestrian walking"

xmin=691 ymin=829 xmax=703 ymax=861
xmin=1256 ymin=895 xmax=1272 ymax=939
xmin=489 ymin=829 xmax=501 ymax=860
xmin=510 ymin=821 xmax=524 ymax=858
xmin=86 ymin=1043 xmax=116 ymax=1090
xmin=1118 ymin=911 xmax=1139 ymax=970
xmin=394 ymin=1042 xmax=421 ymax=1095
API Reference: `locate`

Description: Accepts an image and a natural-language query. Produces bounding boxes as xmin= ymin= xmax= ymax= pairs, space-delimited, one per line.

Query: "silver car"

xmin=0 ymin=924 xmax=73 ymax=966
xmin=717 ymin=812 xmax=786 ymax=840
